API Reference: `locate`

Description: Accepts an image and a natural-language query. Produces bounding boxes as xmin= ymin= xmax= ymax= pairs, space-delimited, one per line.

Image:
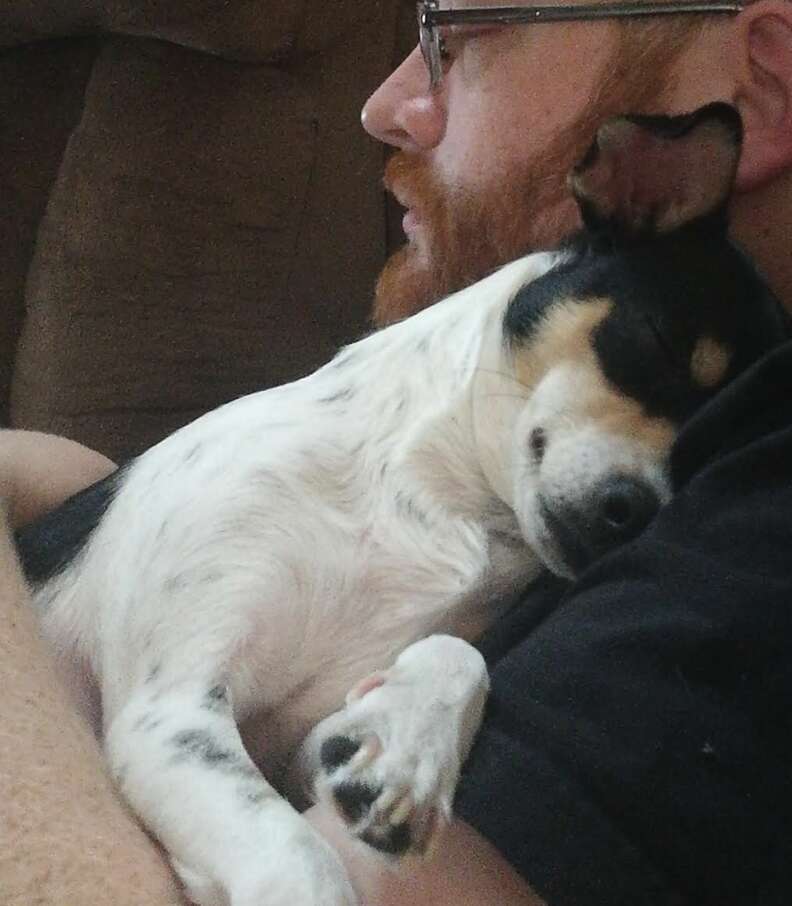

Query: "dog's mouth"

xmin=533 ymin=499 xmax=591 ymax=580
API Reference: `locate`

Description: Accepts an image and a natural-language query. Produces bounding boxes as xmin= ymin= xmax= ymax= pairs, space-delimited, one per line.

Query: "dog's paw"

xmin=319 ymin=724 xmax=453 ymax=857
xmin=304 ymin=636 xmax=489 ymax=859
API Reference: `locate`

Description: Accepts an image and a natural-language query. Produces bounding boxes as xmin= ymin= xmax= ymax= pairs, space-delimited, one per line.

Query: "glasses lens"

xmin=417 ymin=2 xmax=441 ymax=88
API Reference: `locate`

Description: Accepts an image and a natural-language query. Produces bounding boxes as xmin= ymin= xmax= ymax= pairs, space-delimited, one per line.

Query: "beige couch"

xmin=1 ymin=0 xmax=412 ymax=461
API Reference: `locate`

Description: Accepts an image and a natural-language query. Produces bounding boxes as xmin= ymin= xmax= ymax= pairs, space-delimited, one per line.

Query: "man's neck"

xmin=731 ymin=170 xmax=792 ymax=317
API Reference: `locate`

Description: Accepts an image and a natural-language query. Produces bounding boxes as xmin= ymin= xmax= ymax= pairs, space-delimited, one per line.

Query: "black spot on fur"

xmin=320 ymin=736 xmax=360 ymax=772
xmin=170 ymin=729 xmax=254 ymax=776
xmin=15 ymin=466 xmax=127 ymax=586
xmin=183 ymin=443 xmax=203 ymax=465
xmin=241 ymin=785 xmax=271 ymax=807
xmin=133 ymin=712 xmax=163 ymax=733
xmin=318 ymin=387 xmax=356 ymax=404
xmin=204 ymin=684 xmax=230 ymax=711
xmin=333 ymin=780 xmax=380 ymax=823
xmin=394 ymin=490 xmax=428 ymax=525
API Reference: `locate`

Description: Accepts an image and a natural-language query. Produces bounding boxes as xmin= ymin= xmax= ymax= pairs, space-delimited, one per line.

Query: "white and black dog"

xmin=17 ymin=104 xmax=789 ymax=906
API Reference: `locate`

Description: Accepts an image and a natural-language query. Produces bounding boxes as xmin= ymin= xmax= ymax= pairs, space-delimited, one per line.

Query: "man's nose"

xmin=361 ymin=46 xmax=446 ymax=152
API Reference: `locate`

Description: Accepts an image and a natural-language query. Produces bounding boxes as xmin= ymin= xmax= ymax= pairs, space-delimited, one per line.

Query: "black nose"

xmin=593 ymin=474 xmax=660 ymax=549
xmin=540 ymin=474 xmax=661 ymax=575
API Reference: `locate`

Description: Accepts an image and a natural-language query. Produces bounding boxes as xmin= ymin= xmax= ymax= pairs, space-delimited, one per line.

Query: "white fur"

xmin=33 ymin=249 xmax=671 ymax=906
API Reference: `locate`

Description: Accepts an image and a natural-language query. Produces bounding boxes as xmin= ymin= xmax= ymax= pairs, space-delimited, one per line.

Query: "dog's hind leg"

xmin=104 ymin=672 xmax=358 ymax=906
xmin=303 ymin=635 xmax=489 ymax=859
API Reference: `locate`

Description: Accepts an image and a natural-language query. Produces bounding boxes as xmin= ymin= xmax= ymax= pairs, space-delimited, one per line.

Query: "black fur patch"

xmin=172 ymin=729 xmax=236 ymax=766
xmin=504 ymin=226 xmax=790 ymax=423
xmin=15 ymin=466 xmax=127 ymax=586
xmin=204 ymin=684 xmax=230 ymax=712
xmin=170 ymin=728 xmax=258 ymax=780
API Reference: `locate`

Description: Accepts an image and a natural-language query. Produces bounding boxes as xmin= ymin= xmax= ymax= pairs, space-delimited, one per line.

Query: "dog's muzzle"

xmin=540 ymin=474 xmax=661 ymax=575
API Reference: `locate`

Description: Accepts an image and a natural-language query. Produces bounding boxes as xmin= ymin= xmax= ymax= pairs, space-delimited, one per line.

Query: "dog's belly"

xmin=237 ymin=534 xmax=536 ymax=799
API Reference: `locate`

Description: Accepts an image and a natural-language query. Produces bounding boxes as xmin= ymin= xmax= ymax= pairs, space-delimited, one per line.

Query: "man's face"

xmin=362 ymin=4 xmax=687 ymax=325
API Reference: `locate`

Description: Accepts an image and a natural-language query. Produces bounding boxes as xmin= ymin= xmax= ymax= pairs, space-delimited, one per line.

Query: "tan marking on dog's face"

xmin=512 ymin=297 xmax=676 ymax=455
xmin=690 ymin=336 xmax=731 ymax=389
xmin=512 ymin=298 xmax=613 ymax=390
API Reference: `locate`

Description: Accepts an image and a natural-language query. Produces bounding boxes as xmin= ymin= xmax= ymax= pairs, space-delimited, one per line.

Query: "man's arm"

xmin=305 ymin=803 xmax=545 ymax=906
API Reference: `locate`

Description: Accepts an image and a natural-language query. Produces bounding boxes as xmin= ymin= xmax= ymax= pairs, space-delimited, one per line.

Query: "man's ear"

xmin=734 ymin=0 xmax=792 ymax=191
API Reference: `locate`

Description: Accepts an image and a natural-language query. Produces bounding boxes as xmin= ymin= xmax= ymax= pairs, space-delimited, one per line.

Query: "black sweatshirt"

xmin=456 ymin=338 xmax=792 ymax=906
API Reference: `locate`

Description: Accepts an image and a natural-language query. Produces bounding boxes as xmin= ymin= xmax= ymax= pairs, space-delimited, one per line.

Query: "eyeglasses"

xmin=418 ymin=0 xmax=744 ymax=89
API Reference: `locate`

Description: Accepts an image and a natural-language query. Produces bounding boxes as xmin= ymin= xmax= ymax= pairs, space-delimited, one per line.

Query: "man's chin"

xmin=373 ymin=244 xmax=443 ymax=327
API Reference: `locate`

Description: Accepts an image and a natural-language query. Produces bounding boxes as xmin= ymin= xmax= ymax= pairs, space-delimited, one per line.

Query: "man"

xmin=365 ymin=1 xmax=792 ymax=326
xmin=3 ymin=2 xmax=792 ymax=904
xmin=355 ymin=5 xmax=792 ymax=903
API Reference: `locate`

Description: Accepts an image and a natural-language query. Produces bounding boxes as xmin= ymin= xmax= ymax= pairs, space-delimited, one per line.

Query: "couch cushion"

xmin=0 ymin=0 xmax=368 ymax=62
xmin=0 ymin=38 xmax=98 ymax=424
xmin=11 ymin=2 xmax=401 ymax=460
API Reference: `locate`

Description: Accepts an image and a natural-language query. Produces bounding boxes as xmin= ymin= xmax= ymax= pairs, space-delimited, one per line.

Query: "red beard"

xmin=372 ymin=39 xmax=679 ymax=327
xmin=373 ymin=144 xmax=578 ymax=326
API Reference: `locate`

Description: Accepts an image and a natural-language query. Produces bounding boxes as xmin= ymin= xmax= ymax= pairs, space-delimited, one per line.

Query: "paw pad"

xmin=333 ymin=780 xmax=381 ymax=823
xmin=361 ymin=822 xmax=412 ymax=855
xmin=320 ymin=735 xmax=361 ymax=772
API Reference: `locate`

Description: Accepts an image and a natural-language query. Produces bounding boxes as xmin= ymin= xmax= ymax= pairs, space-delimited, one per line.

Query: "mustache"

xmin=383 ymin=151 xmax=442 ymax=211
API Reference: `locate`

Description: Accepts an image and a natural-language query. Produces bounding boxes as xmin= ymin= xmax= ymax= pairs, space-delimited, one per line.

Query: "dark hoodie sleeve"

xmin=455 ymin=342 xmax=792 ymax=906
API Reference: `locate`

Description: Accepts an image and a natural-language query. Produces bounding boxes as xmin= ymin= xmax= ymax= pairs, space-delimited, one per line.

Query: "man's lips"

xmin=402 ymin=208 xmax=421 ymax=238
xmin=386 ymin=178 xmax=422 ymax=240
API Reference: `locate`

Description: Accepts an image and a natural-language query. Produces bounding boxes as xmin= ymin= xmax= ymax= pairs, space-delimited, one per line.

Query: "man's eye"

xmin=437 ymin=26 xmax=495 ymax=66
xmin=437 ymin=29 xmax=461 ymax=64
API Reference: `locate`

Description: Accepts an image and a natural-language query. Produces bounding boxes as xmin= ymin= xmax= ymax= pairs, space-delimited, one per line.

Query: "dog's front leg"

xmin=303 ymin=635 xmax=489 ymax=859
xmin=105 ymin=676 xmax=358 ymax=906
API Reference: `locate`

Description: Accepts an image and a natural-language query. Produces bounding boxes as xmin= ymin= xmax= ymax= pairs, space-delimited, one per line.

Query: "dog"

xmin=17 ymin=103 xmax=789 ymax=906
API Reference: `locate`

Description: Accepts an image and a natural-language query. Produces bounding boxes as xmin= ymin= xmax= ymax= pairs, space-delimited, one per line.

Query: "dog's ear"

xmin=569 ymin=102 xmax=742 ymax=240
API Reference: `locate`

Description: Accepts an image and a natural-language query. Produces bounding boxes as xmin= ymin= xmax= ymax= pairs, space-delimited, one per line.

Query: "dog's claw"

xmin=388 ymin=794 xmax=413 ymax=827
